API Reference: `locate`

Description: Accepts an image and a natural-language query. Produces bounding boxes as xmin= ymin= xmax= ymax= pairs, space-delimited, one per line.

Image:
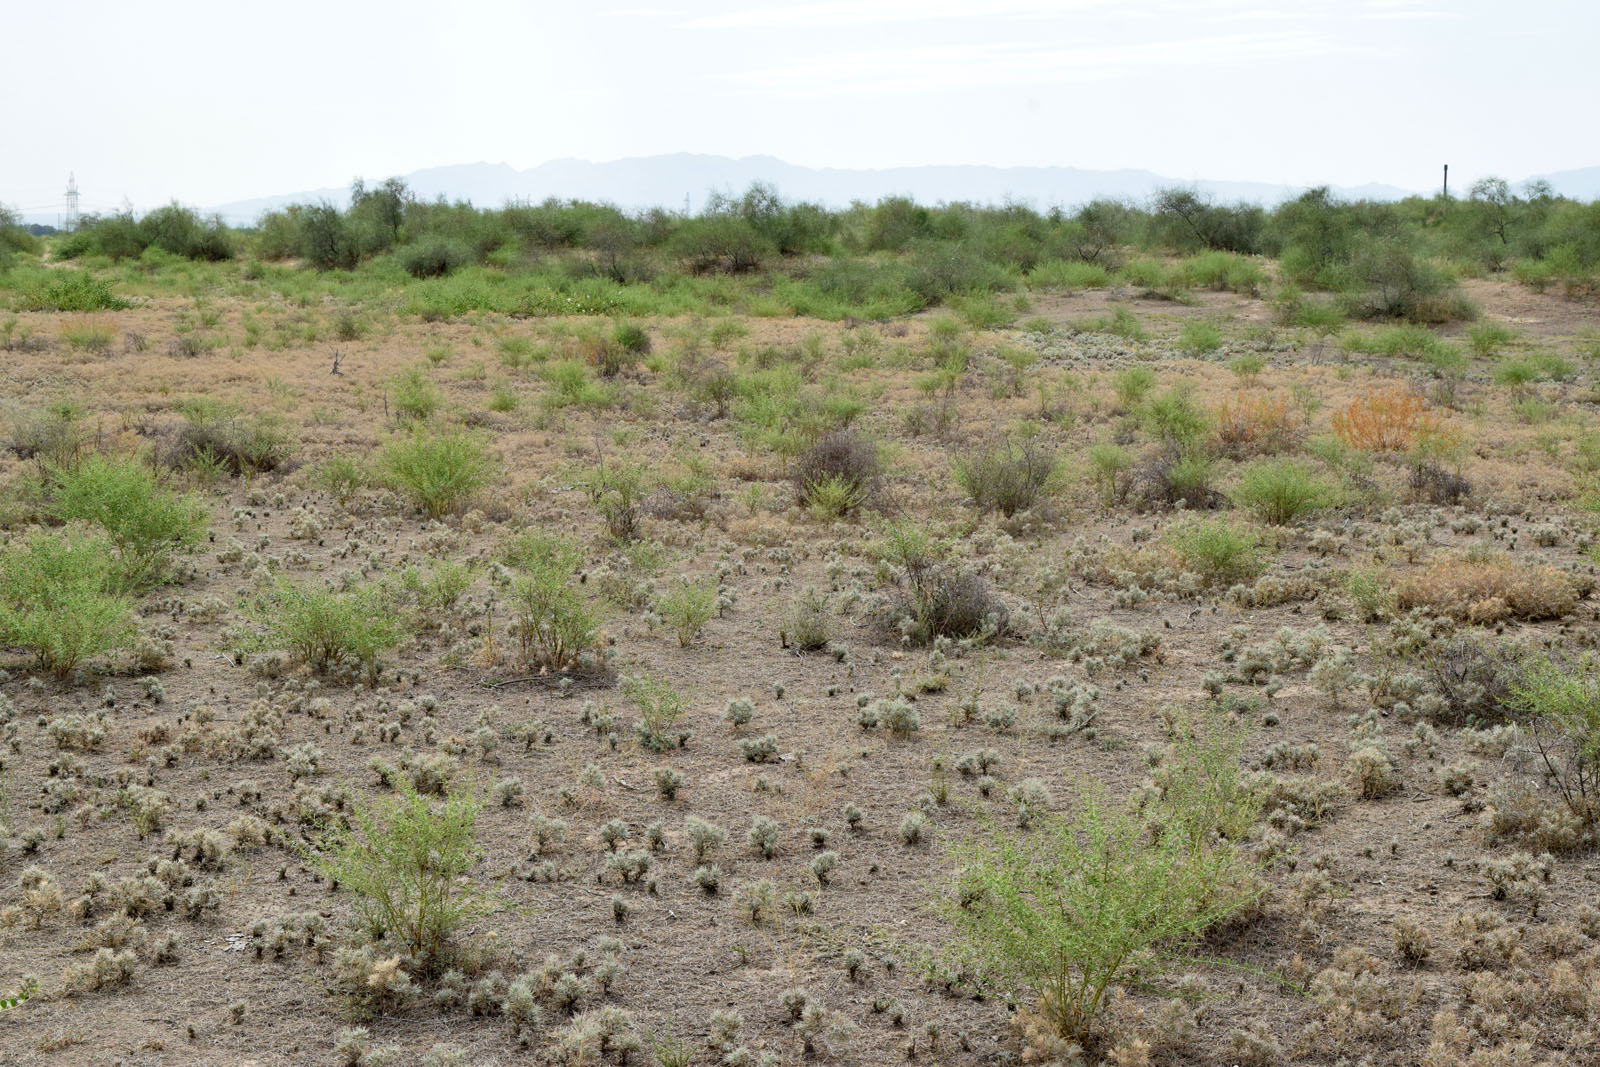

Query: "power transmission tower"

xmin=63 ymin=172 xmax=80 ymax=230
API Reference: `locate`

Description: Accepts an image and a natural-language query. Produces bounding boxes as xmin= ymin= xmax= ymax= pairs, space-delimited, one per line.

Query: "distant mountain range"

xmin=20 ymin=156 xmax=1600 ymax=228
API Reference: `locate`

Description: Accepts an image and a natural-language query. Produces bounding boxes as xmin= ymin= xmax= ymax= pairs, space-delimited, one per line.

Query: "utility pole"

xmin=63 ymin=172 xmax=80 ymax=230
xmin=1442 ymin=163 xmax=1449 ymax=199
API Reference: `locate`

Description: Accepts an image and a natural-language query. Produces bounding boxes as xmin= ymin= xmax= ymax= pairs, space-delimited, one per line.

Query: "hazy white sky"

xmin=2 ymin=0 xmax=1592 ymax=212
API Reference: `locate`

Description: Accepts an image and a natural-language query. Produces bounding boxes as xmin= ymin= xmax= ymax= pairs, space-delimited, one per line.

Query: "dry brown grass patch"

xmin=1213 ymin=391 xmax=1301 ymax=457
xmin=1397 ymin=556 xmax=1580 ymax=622
xmin=1332 ymin=386 xmax=1445 ymax=453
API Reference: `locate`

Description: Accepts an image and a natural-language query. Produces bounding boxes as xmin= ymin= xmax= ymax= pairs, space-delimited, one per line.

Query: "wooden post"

xmin=1442 ymin=163 xmax=1449 ymax=198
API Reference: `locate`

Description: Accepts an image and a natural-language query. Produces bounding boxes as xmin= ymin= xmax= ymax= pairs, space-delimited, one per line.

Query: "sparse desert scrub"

xmin=793 ymin=429 xmax=879 ymax=518
xmin=1213 ymin=391 xmax=1301 ymax=457
xmin=3 ymin=202 xmax=1600 ymax=1067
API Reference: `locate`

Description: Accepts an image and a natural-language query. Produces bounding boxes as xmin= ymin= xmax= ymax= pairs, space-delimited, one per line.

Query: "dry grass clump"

xmin=1396 ymin=556 xmax=1580 ymax=622
xmin=1213 ymin=391 xmax=1301 ymax=457
xmin=1331 ymin=386 xmax=1443 ymax=452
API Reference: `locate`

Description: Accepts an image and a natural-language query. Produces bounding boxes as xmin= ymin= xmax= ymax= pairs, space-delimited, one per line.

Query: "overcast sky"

xmin=2 ymin=0 xmax=1593 ymax=214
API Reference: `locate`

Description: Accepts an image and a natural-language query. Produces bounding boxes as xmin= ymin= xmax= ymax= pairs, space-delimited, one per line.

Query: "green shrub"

xmin=390 ymin=366 xmax=441 ymax=421
xmin=1175 ymin=251 xmax=1267 ymax=293
xmin=247 ymin=580 xmax=403 ymax=678
xmin=781 ymin=587 xmax=834 ymax=652
xmin=1505 ymin=655 xmax=1599 ymax=828
xmin=1467 ymin=323 xmax=1515 ymax=357
xmin=1085 ymin=443 xmax=1134 ymax=507
xmin=1142 ymin=386 xmax=1210 ymax=447
xmin=955 ymin=439 xmax=1058 ymax=517
xmin=1341 ymin=235 xmax=1475 ymax=323
xmin=398 ymin=560 xmax=478 ymax=617
xmin=1166 ymin=518 xmax=1266 ymax=589
xmin=611 ymin=321 xmax=651 ymax=354
xmin=1029 ymin=259 xmax=1111 ymax=289
xmin=1156 ymin=450 xmax=1218 ymax=509
xmin=541 ymin=360 xmax=615 ymax=410
xmin=658 ymin=577 xmax=718 ymax=648
xmin=1112 ymin=367 xmax=1157 ymax=409
xmin=876 ymin=522 xmax=1009 ymax=644
xmin=50 ymin=454 xmax=209 ymax=588
xmin=7 ymin=401 xmax=87 ymax=470
xmin=580 ymin=462 xmax=647 ymax=540
xmin=803 ymin=475 xmax=866 ymax=521
xmin=953 ymin=293 xmax=1014 ymax=329
xmin=943 ymin=784 xmax=1262 ymax=1046
xmin=1118 ymin=258 xmax=1169 ymax=289
xmin=625 ymin=674 xmax=690 ymax=752
xmin=793 ymin=431 xmax=879 ymax=516
xmin=399 ymin=239 xmax=471 ymax=279
xmin=503 ymin=533 xmax=599 ymax=671
xmin=313 ymin=778 xmax=489 ymax=972
xmin=59 ymin=321 xmax=115 ymax=353
xmin=312 ymin=455 xmax=371 ymax=506
xmin=299 ymin=203 xmax=359 ymax=271
xmin=0 ymin=530 xmax=134 ymax=677
xmin=1177 ymin=320 xmax=1223 ymax=354
xmin=164 ymin=398 xmax=294 ymax=475
xmin=16 ymin=271 xmax=130 ymax=312
xmin=381 ymin=431 xmax=495 ymax=519
xmin=1232 ymin=459 xmax=1330 ymax=526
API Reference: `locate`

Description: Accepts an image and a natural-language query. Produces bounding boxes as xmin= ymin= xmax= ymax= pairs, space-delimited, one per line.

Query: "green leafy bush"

xmin=381 ymin=431 xmax=495 ymax=519
xmin=1177 ymin=320 xmax=1223 ymax=354
xmin=579 ymin=462 xmax=647 ymax=540
xmin=399 ymin=239 xmax=471 ymax=279
xmin=625 ymin=673 xmax=690 ymax=752
xmin=504 ymin=533 xmax=600 ymax=671
xmin=1232 ymin=458 xmax=1331 ymax=526
xmin=611 ymin=321 xmax=651 ymax=354
xmin=16 ymin=271 xmax=130 ymax=312
xmin=314 ymin=778 xmax=489 ymax=972
xmin=1141 ymin=387 xmax=1209 ymax=448
xmin=657 ymin=577 xmax=718 ymax=648
xmin=0 ymin=530 xmax=134 ymax=677
xmin=247 ymin=580 xmax=403 ymax=678
xmin=50 ymin=454 xmax=209 ymax=587
xmin=943 ymin=784 xmax=1262 ymax=1046
xmin=1506 ymin=655 xmax=1600 ymax=829
xmin=390 ymin=366 xmax=442 ymax=421
xmin=1085 ymin=443 xmax=1134 ymax=507
xmin=164 ymin=398 xmax=294 ymax=475
xmin=1166 ymin=518 xmax=1266 ymax=589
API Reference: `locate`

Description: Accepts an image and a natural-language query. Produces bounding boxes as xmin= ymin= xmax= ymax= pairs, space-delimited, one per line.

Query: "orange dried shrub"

xmin=1396 ymin=556 xmax=1581 ymax=623
xmin=1331 ymin=387 xmax=1440 ymax=452
xmin=1214 ymin=391 xmax=1301 ymax=457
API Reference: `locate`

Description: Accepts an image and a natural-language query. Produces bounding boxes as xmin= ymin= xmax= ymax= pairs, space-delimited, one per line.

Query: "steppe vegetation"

xmin=0 ymin=178 xmax=1599 ymax=1065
